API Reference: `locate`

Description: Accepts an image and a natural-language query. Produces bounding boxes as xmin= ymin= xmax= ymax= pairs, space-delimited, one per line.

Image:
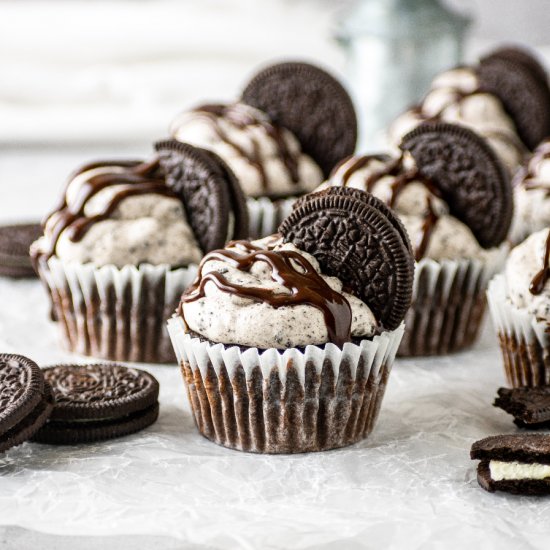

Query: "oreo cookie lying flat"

xmin=471 ymin=434 xmax=550 ymax=495
xmin=279 ymin=187 xmax=414 ymax=330
xmin=0 ymin=354 xmax=53 ymax=453
xmin=400 ymin=122 xmax=512 ymax=249
xmin=155 ymin=140 xmax=249 ymax=252
xmin=32 ymin=364 xmax=159 ymax=445
xmin=481 ymin=45 xmax=548 ymax=87
xmin=0 ymin=223 xmax=42 ymax=278
xmin=478 ymin=56 xmax=550 ymax=150
xmin=241 ymin=61 xmax=357 ymax=178
xmin=494 ymin=386 xmax=550 ymax=429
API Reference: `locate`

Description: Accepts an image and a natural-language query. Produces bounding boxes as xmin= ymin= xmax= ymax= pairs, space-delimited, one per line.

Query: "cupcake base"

xmin=488 ymin=274 xmax=550 ymax=387
xmin=246 ymin=196 xmax=296 ymax=239
xmin=37 ymin=257 xmax=197 ymax=364
xmin=168 ymin=318 xmax=404 ymax=454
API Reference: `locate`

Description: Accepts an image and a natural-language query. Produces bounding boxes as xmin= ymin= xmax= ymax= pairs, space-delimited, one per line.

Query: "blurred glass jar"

xmin=337 ymin=0 xmax=470 ymax=149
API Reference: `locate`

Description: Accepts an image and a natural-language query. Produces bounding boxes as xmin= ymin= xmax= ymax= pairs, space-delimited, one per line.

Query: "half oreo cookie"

xmin=0 ymin=223 xmax=42 ymax=278
xmin=241 ymin=61 xmax=357 ymax=177
xmin=279 ymin=186 xmax=414 ymax=331
xmin=471 ymin=434 xmax=550 ymax=495
xmin=0 ymin=354 xmax=53 ymax=453
xmin=32 ymin=364 xmax=159 ymax=445
xmin=494 ymin=386 xmax=550 ymax=429
xmin=155 ymin=140 xmax=249 ymax=252
xmin=400 ymin=122 xmax=512 ymax=249
xmin=478 ymin=55 xmax=550 ymax=149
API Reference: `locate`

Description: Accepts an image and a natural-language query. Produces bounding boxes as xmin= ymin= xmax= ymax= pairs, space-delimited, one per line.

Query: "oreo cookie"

xmin=32 ymin=364 xmax=159 ymax=445
xmin=241 ymin=61 xmax=357 ymax=177
xmin=0 ymin=223 xmax=42 ymax=278
xmin=400 ymin=122 xmax=512 ymax=249
xmin=0 ymin=354 xmax=53 ymax=453
xmin=494 ymin=386 xmax=550 ymax=429
xmin=279 ymin=187 xmax=414 ymax=330
xmin=155 ymin=140 xmax=249 ymax=252
xmin=471 ymin=434 xmax=550 ymax=495
xmin=478 ymin=55 xmax=550 ymax=150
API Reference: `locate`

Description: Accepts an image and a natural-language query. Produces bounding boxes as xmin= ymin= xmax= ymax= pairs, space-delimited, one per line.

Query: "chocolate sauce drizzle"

xmin=529 ymin=229 xmax=550 ymax=295
xmin=333 ymin=154 xmax=441 ymax=261
xmin=35 ymin=159 xmax=176 ymax=260
xmin=184 ymin=103 xmax=300 ymax=191
xmin=181 ymin=240 xmax=353 ymax=347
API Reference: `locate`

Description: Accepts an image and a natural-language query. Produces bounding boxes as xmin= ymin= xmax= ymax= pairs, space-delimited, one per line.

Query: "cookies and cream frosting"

xmin=33 ymin=160 xmax=202 ymax=268
xmin=389 ymin=67 xmax=526 ymax=173
xmin=323 ymin=153 xmax=493 ymax=262
xmin=179 ymin=237 xmax=377 ymax=349
xmin=505 ymin=227 xmax=550 ymax=322
xmin=170 ymin=103 xmax=324 ymax=199
xmin=511 ymin=140 xmax=550 ymax=243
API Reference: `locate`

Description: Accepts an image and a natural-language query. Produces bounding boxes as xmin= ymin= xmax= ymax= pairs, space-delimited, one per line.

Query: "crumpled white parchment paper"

xmin=1 ymin=276 xmax=549 ymax=550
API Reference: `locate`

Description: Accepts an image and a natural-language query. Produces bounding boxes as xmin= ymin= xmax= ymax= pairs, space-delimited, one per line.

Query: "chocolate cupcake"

xmin=31 ymin=142 xmax=248 ymax=363
xmin=168 ymin=188 xmax=414 ymax=453
xmin=389 ymin=45 xmax=550 ymax=174
xmin=510 ymin=139 xmax=550 ymax=244
xmin=487 ymin=228 xmax=550 ymax=387
xmin=322 ymin=122 xmax=512 ymax=356
xmin=170 ymin=62 xmax=357 ymax=239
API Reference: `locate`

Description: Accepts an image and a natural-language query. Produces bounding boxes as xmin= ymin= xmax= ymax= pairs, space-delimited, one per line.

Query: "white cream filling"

xmin=489 ymin=460 xmax=550 ymax=481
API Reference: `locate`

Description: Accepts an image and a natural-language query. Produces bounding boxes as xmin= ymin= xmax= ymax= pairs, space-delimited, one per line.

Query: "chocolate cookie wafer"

xmin=242 ymin=61 xmax=357 ymax=177
xmin=280 ymin=187 xmax=414 ymax=330
xmin=494 ymin=386 xmax=550 ymax=429
xmin=0 ymin=354 xmax=53 ymax=453
xmin=33 ymin=364 xmax=159 ymax=445
xmin=0 ymin=223 xmax=42 ymax=278
xmin=155 ymin=140 xmax=249 ymax=252
xmin=471 ymin=434 xmax=550 ymax=495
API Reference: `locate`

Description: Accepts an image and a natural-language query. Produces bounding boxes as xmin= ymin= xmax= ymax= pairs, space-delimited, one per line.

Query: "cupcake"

xmin=168 ymin=187 xmax=414 ymax=453
xmin=31 ymin=141 xmax=248 ymax=363
xmin=488 ymin=228 xmax=550 ymax=387
xmin=389 ymin=45 xmax=550 ymax=173
xmin=170 ymin=62 xmax=358 ymax=238
xmin=321 ymin=122 xmax=512 ymax=356
xmin=510 ymin=139 xmax=550 ymax=244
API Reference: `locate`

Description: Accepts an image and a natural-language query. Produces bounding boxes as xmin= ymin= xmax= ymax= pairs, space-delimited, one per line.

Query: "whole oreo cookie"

xmin=241 ymin=61 xmax=357 ymax=177
xmin=279 ymin=187 xmax=414 ymax=330
xmin=478 ymin=56 xmax=550 ymax=149
xmin=0 ymin=223 xmax=42 ymax=278
xmin=400 ymin=122 xmax=512 ymax=249
xmin=155 ymin=140 xmax=249 ymax=252
xmin=0 ymin=354 xmax=53 ymax=453
xmin=33 ymin=364 xmax=159 ymax=445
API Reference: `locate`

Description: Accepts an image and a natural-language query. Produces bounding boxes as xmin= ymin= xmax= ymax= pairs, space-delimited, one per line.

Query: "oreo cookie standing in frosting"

xmin=400 ymin=122 xmax=513 ymax=249
xmin=242 ymin=61 xmax=358 ymax=178
xmin=33 ymin=364 xmax=159 ymax=445
xmin=478 ymin=54 xmax=550 ymax=150
xmin=280 ymin=187 xmax=415 ymax=331
xmin=0 ymin=223 xmax=42 ymax=278
xmin=155 ymin=140 xmax=249 ymax=252
xmin=0 ymin=354 xmax=53 ymax=453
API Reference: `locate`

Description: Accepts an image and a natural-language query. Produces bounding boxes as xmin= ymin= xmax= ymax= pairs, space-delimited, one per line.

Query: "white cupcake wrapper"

xmin=37 ymin=257 xmax=197 ymax=363
xmin=246 ymin=196 xmax=296 ymax=239
xmin=167 ymin=316 xmax=404 ymax=453
xmin=399 ymin=247 xmax=508 ymax=356
xmin=487 ymin=274 xmax=550 ymax=387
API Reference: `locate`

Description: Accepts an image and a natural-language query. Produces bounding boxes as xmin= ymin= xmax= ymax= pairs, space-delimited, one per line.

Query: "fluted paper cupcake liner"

xmin=487 ymin=274 xmax=550 ymax=387
xmin=36 ymin=257 xmax=197 ymax=364
xmin=246 ymin=196 xmax=296 ymax=239
xmin=167 ymin=317 xmax=404 ymax=454
xmin=399 ymin=249 xmax=507 ymax=357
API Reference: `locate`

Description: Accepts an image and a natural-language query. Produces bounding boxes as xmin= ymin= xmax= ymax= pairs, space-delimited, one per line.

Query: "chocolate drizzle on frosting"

xmin=186 ymin=103 xmax=300 ymax=191
xmin=332 ymin=154 xmax=442 ymax=261
xmin=530 ymin=229 xmax=550 ymax=295
xmin=35 ymin=159 xmax=177 ymax=260
xmin=181 ymin=240 xmax=353 ymax=347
